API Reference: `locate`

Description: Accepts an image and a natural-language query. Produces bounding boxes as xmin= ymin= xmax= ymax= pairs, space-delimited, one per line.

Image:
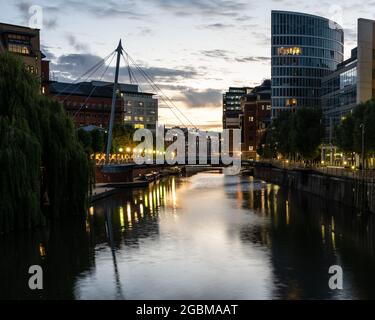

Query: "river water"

xmin=1 ymin=171 xmax=375 ymax=300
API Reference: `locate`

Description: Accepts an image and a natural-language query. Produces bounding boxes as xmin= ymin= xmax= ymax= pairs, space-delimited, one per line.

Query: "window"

xmin=134 ymin=124 xmax=144 ymax=129
xmin=249 ymin=117 xmax=254 ymax=122
xmin=9 ymin=44 xmax=30 ymax=55
xmin=277 ymin=47 xmax=302 ymax=56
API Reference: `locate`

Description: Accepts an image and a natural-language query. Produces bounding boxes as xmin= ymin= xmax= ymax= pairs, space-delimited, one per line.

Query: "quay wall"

xmin=253 ymin=164 xmax=375 ymax=214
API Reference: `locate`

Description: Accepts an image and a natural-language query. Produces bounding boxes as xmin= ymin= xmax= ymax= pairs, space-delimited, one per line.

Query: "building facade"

xmin=241 ymin=80 xmax=272 ymax=159
xmin=0 ymin=22 xmax=42 ymax=75
xmin=223 ymin=87 xmax=253 ymax=129
xmin=321 ymin=18 xmax=375 ymax=164
xmin=122 ymin=86 xmax=158 ymax=131
xmin=49 ymin=81 xmax=158 ymax=130
xmin=321 ymin=48 xmax=357 ymax=144
xmin=271 ymin=11 xmax=344 ymax=118
xmin=49 ymin=81 xmax=124 ymax=128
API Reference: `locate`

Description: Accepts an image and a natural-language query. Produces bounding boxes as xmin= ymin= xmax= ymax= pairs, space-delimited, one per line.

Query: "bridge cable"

xmin=52 ymin=50 xmax=115 ymax=99
xmin=73 ymin=51 xmax=117 ymax=119
xmin=124 ymin=51 xmax=198 ymax=130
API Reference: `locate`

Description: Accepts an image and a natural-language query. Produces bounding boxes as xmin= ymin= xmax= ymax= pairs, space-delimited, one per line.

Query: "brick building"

xmin=241 ymin=80 xmax=271 ymax=160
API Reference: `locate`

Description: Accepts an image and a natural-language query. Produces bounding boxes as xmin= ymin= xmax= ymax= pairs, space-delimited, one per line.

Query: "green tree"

xmin=0 ymin=53 xmax=89 ymax=233
xmin=292 ymin=108 xmax=324 ymax=160
xmin=335 ymin=116 xmax=355 ymax=153
xmin=91 ymin=129 xmax=105 ymax=154
xmin=259 ymin=108 xmax=323 ymax=162
xmin=77 ymin=129 xmax=93 ymax=153
xmin=335 ymin=100 xmax=375 ymax=164
xmin=112 ymin=124 xmax=136 ymax=153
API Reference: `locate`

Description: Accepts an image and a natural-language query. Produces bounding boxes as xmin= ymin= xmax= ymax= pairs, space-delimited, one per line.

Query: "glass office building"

xmin=321 ymin=48 xmax=357 ymax=144
xmin=271 ymin=11 xmax=344 ymax=117
xmin=223 ymin=87 xmax=253 ymax=129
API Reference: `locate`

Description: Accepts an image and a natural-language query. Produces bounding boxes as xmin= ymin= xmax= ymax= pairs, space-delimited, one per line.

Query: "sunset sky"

xmin=1 ymin=0 xmax=374 ymax=130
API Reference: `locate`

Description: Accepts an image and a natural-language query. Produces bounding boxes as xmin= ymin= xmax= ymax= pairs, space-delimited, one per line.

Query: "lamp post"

xmin=360 ymin=123 xmax=365 ymax=170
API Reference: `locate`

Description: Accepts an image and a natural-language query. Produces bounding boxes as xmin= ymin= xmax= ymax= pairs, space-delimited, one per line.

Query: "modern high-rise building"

xmin=321 ymin=48 xmax=357 ymax=144
xmin=223 ymin=87 xmax=253 ymax=129
xmin=271 ymin=11 xmax=344 ymax=118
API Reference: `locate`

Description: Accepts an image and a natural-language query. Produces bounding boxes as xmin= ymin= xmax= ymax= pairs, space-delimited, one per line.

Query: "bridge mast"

xmin=106 ymin=40 xmax=123 ymax=163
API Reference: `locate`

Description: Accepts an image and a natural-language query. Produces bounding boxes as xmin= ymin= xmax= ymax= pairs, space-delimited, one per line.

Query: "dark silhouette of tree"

xmin=0 ymin=53 xmax=89 ymax=233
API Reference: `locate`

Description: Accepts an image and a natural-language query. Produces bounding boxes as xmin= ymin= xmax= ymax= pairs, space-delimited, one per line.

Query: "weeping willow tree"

xmin=0 ymin=53 xmax=89 ymax=234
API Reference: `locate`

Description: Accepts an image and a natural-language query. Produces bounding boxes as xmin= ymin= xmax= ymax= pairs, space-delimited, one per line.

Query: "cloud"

xmin=178 ymin=88 xmax=222 ymax=108
xmin=62 ymin=0 xmax=144 ymax=19
xmin=200 ymin=50 xmax=270 ymax=64
xmin=66 ymin=35 xmax=90 ymax=52
xmin=200 ymin=23 xmax=235 ymax=29
xmin=200 ymin=49 xmax=232 ymax=60
xmin=235 ymin=56 xmax=270 ymax=63
xmin=50 ymin=53 xmax=199 ymax=83
xmin=41 ymin=45 xmax=57 ymax=60
xmin=150 ymin=0 xmax=250 ymax=17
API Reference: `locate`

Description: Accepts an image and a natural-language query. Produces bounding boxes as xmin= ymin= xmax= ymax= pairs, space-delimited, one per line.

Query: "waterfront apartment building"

xmin=49 ymin=81 xmax=124 ymax=128
xmin=223 ymin=87 xmax=253 ymax=129
xmin=271 ymin=11 xmax=344 ymax=118
xmin=0 ymin=22 xmax=50 ymax=83
xmin=240 ymin=80 xmax=272 ymax=160
xmin=49 ymin=81 xmax=158 ymax=130
xmin=122 ymin=85 xmax=158 ymax=131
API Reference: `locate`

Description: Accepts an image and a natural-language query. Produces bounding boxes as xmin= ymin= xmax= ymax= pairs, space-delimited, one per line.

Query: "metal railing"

xmin=257 ymin=159 xmax=375 ymax=181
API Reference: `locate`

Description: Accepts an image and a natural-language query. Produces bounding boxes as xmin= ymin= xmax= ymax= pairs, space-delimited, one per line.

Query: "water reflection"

xmin=1 ymin=173 xmax=375 ymax=299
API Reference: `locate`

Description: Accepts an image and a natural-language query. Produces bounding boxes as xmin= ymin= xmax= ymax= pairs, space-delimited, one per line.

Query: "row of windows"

xmin=272 ymin=46 xmax=343 ymax=61
xmin=64 ymin=102 xmax=111 ymax=109
xmin=272 ymin=87 xmax=320 ymax=97
xmin=321 ymin=67 xmax=357 ymax=95
xmin=272 ymin=97 xmax=321 ymax=108
xmin=124 ymin=116 xmax=156 ymax=122
xmin=272 ymin=66 xmax=332 ymax=78
xmin=272 ymin=56 xmax=338 ymax=69
xmin=272 ymin=36 xmax=343 ymax=53
xmin=272 ymin=77 xmax=321 ymax=87
xmin=322 ymin=88 xmax=357 ymax=113
xmin=9 ymin=44 xmax=30 ymax=55
xmin=125 ymin=100 xmax=157 ymax=108
xmin=272 ymin=12 xmax=343 ymax=42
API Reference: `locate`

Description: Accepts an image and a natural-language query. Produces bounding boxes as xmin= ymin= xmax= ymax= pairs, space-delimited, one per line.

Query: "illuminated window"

xmin=8 ymin=44 xmax=30 ymax=55
xmin=285 ymin=99 xmax=298 ymax=107
xmin=134 ymin=124 xmax=144 ymax=129
xmin=124 ymin=116 xmax=132 ymax=121
xmin=278 ymin=47 xmax=302 ymax=56
xmin=249 ymin=117 xmax=254 ymax=122
xmin=249 ymin=146 xmax=254 ymax=151
xmin=41 ymin=86 xmax=45 ymax=94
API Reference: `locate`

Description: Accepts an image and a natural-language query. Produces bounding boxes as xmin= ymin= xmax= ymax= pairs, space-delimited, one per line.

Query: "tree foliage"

xmin=0 ymin=53 xmax=89 ymax=233
xmin=112 ymin=124 xmax=136 ymax=152
xmin=335 ymin=100 xmax=375 ymax=158
xmin=259 ymin=108 xmax=324 ymax=161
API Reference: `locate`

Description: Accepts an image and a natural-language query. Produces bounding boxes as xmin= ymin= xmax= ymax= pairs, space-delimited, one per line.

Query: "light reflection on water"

xmin=1 ymin=172 xmax=375 ymax=300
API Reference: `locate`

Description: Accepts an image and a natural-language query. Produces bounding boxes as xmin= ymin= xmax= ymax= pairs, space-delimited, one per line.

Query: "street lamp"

xmin=360 ymin=123 xmax=365 ymax=170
